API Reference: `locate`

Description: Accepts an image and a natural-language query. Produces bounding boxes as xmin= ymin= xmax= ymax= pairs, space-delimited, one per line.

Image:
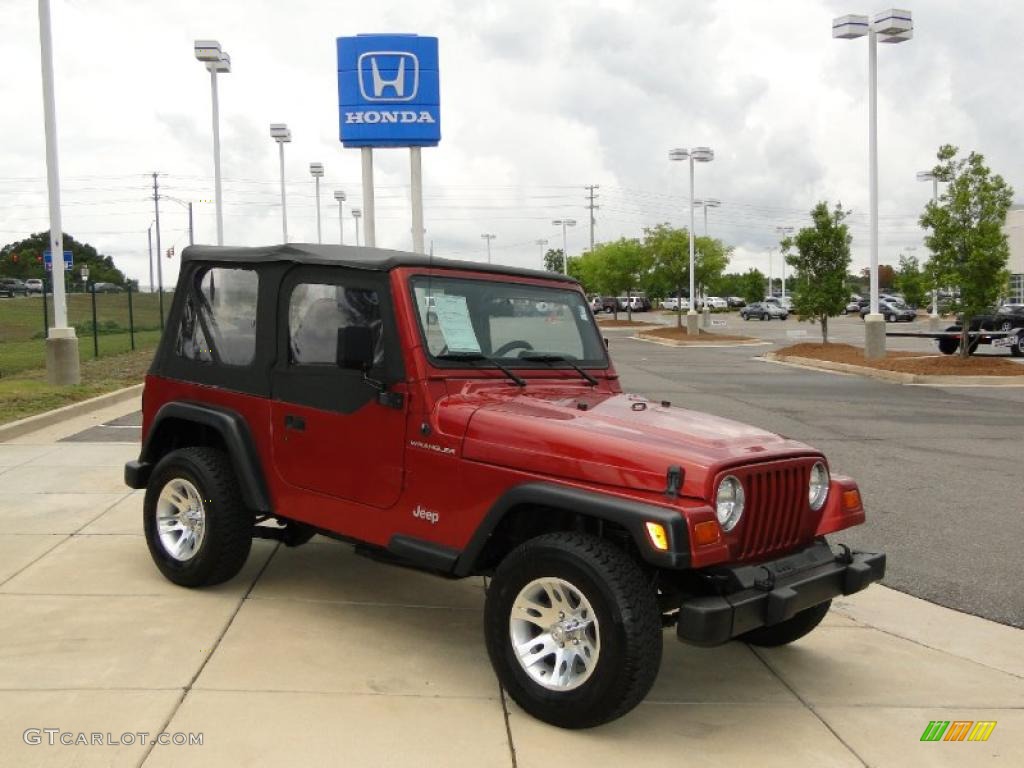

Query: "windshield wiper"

xmin=435 ymin=352 xmax=526 ymax=387
xmin=519 ymin=353 xmax=599 ymax=387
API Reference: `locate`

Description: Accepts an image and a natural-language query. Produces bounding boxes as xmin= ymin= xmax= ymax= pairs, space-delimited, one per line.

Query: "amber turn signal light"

xmin=842 ymin=489 xmax=862 ymax=511
xmin=645 ymin=522 xmax=669 ymax=551
xmin=693 ymin=520 xmax=722 ymax=547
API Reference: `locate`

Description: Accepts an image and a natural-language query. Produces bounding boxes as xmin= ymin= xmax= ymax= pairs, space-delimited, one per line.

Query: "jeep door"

xmin=270 ymin=267 xmax=407 ymax=508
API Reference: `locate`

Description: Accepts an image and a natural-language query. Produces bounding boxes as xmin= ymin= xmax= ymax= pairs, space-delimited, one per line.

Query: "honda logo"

xmin=357 ymin=51 xmax=419 ymax=102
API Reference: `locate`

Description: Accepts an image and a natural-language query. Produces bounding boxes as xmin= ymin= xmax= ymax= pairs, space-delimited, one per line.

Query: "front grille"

xmin=736 ymin=463 xmax=811 ymax=560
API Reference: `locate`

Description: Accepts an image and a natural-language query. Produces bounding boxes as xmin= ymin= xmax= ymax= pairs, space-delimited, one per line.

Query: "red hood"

xmin=447 ymin=387 xmax=819 ymax=499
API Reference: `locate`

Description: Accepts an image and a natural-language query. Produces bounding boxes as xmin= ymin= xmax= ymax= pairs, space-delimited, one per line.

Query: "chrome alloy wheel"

xmin=156 ymin=478 xmax=207 ymax=562
xmin=509 ymin=577 xmax=600 ymax=691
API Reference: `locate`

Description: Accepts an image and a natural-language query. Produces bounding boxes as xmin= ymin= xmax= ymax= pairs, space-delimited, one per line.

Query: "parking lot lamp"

xmin=352 ymin=208 xmax=362 ymax=247
xmin=334 ymin=190 xmax=346 ymax=245
xmin=481 ymin=233 xmax=496 ymax=264
xmin=535 ymin=238 xmax=548 ymax=268
xmin=917 ymin=170 xmax=940 ymax=325
xmin=270 ymin=123 xmax=291 ymax=242
xmin=776 ymin=226 xmax=794 ymax=299
xmin=309 ymin=163 xmax=324 ymax=244
xmin=833 ymin=10 xmax=914 ymax=358
xmin=670 ymin=147 xmax=714 ymax=334
xmin=695 ymin=198 xmax=721 ymax=237
xmin=552 ymin=219 xmax=576 ymax=275
xmin=194 ymin=40 xmax=230 ymax=245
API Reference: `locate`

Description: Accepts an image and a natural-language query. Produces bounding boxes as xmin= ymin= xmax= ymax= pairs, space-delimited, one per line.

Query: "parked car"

xmin=859 ymin=299 xmax=916 ymax=323
xmin=591 ymin=296 xmax=619 ymax=314
xmin=0 ymin=277 xmax=29 ymax=296
xmin=126 ymin=242 xmax=883 ymax=729
xmin=91 ymin=282 xmax=122 ymax=293
xmin=764 ymin=296 xmax=793 ymax=311
xmin=937 ymin=304 xmax=1024 ymax=357
xmin=25 ymin=278 xmax=44 ymax=294
xmin=660 ymin=297 xmax=690 ymax=311
xmin=741 ymin=301 xmax=788 ymax=320
xmin=843 ymin=298 xmax=861 ymax=314
xmin=726 ymin=296 xmax=746 ymax=309
xmin=704 ymin=296 xmax=728 ymax=311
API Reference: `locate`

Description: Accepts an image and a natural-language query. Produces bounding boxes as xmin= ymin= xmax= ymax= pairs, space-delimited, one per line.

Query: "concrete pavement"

xmin=0 ymin=392 xmax=1021 ymax=766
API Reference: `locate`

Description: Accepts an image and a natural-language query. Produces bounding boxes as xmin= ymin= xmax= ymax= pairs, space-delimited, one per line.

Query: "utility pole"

xmin=585 ymin=184 xmax=600 ymax=252
xmin=535 ymin=238 xmax=548 ymax=268
xmin=152 ymin=173 xmax=164 ymax=328
xmin=147 ymin=224 xmax=154 ymax=294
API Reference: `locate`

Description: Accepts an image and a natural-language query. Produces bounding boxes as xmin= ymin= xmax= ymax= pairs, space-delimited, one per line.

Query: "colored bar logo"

xmin=920 ymin=720 xmax=996 ymax=742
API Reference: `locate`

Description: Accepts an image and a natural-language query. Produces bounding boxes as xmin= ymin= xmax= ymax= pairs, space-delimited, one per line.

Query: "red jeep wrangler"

xmin=126 ymin=244 xmax=884 ymax=728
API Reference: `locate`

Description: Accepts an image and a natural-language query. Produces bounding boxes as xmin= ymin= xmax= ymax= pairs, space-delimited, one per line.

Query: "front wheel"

xmin=1012 ymin=331 xmax=1024 ymax=358
xmin=484 ymin=533 xmax=662 ymax=729
xmin=144 ymin=447 xmax=253 ymax=587
xmin=740 ymin=600 xmax=831 ymax=647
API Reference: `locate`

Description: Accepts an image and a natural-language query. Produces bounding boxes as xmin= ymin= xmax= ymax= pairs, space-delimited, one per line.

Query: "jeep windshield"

xmin=410 ymin=275 xmax=608 ymax=370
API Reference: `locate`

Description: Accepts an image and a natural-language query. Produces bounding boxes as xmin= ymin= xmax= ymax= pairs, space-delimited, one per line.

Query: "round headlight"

xmin=809 ymin=462 xmax=830 ymax=511
xmin=715 ymin=475 xmax=745 ymax=532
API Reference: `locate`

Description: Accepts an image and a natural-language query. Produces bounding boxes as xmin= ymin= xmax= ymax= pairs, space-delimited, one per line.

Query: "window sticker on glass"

xmin=432 ymin=295 xmax=481 ymax=353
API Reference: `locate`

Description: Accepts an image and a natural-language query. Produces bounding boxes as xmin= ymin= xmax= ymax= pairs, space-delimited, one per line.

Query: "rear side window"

xmin=175 ymin=267 xmax=259 ymax=366
xmin=288 ymin=282 xmax=383 ymax=366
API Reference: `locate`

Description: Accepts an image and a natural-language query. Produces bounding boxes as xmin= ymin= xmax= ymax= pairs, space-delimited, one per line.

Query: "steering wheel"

xmin=493 ymin=340 xmax=534 ymax=357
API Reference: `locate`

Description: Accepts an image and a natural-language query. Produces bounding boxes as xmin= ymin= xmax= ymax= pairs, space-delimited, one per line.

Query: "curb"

xmin=763 ymin=352 xmax=1024 ymax=387
xmin=635 ymin=332 xmax=768 ymax=348
xmin=0 ymin=384 xmax=143 ymax=442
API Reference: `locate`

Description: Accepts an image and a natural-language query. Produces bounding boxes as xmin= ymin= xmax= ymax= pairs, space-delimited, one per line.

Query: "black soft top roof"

xmin=181 ymin=243 xmax=577 ymax=284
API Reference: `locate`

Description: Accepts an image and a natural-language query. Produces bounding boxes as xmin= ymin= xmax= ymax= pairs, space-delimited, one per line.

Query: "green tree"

xmin=0 ymin=232 xmax=127 ymax=288
xmin=600 ymin=238 xmax=652 ymax=321
xmin=739 ymin=268 xmax=767 ymax=304
xmin=919 ymin=144 xmax=1014 ymax=357
xmin=894 ymin=253 xmax=927 ymax=308
xmin=783 ymin=202 xmax=852 ymax=343
xmin=643 ymin=224 xmax=730 ymax=327
xmin=543 ymin=248 xmax=564 ymax=274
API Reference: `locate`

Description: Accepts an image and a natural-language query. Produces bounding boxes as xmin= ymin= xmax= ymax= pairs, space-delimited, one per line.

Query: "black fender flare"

xmin=129 ymin=402 xmax=271 ymax=513
xmin=452 ymin=482 xmax=691 ymax=576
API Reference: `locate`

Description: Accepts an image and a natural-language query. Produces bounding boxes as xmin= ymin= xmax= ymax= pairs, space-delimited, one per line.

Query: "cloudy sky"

xmin=2 ymin=0 xmax=1022 ymax=287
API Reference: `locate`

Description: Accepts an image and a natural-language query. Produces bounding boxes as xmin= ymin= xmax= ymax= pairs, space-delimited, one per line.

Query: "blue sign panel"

xmin=43 ymin=250 xmax=73 ymax=272
xmin=337 ymin=34 xmax=440 ymax=148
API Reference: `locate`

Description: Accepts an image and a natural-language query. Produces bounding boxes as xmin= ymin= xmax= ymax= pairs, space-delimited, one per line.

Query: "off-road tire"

xmin=144 ymin=447 xmax=252 ymax=587
xmin=484 ymin=532 xmax=662 ymax=729
xmin=740 ymin=600 xmax=831 ymax=647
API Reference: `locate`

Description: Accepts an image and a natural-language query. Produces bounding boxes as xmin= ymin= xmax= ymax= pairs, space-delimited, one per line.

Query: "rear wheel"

xmin=741 ymin=600 xmax=831 ymax=647
xmin=484 ymin=532 xmax=662 ymax=729
xmin=144 ymin=447 xmax=252 ymax=587
xmin=1012 ymin=330 xmax=1024 ymax=358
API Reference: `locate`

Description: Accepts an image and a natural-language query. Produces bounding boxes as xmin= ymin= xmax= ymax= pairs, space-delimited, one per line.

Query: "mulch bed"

xmin=596 ymin=318 xmax=654 ymax=327
xmin=639 ymin=327 xmax=759 ymax=343
xmin=775 ymin=343 xmax=1024 ymax=377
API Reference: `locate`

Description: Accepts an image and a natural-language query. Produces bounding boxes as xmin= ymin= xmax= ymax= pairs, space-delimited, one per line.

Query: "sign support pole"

xmin=410 ymin=147 xmax=425 ymax=254
xmin=361 ymin=147 xmax=376 ymax=247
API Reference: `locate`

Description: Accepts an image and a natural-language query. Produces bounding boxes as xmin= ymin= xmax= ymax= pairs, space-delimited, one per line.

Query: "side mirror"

xmin=336 ymin=326 xmax=375 ymax=371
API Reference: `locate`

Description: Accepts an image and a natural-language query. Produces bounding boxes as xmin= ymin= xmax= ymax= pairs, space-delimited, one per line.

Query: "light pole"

xmin=270 ymin=123 xmax=291 ymax=243
xmin=767 ymin=249 xmax=774 ymax=298
xmin=669 ymin=147 xmax=714 ymax=334
xmin=481 ymin=233 xmax=496 ymax=264
xmin=37 ymin=0 xmax=79 ymax=384
xmin=917 ymin=169 xmax=941 ymax=327
xmin=775 ymin=226 xmax=794 ymax=299
xmin=535 ymin=238 xmax=548 ymax=268
xmin=834 ymin=10 xmax=913 ymax=358
xmin=309 ymin=163 xmax=324 ymax=244
xmin=352 ymin=209 xmax=362 ymax=247
xmin=194 ymin=40 xmax=230 ymax=246
xmin=334 ymin=190 xmax=346 ymax=245
xmin=695 ymin=198 xmax=721 ymax=237
xmin=162 ymin=196 xmax=194 ymax=246
xmin=551 ymin=219 xmax=576 ymax=275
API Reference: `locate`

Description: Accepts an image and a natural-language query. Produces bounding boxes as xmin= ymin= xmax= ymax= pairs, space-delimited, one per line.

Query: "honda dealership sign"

xmin=337 ymin=34 xmax=440 ymax=147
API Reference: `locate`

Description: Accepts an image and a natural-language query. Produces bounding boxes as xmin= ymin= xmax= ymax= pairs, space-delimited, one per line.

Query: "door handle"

xmin=284 ymin=414 xmax=306 ymax=431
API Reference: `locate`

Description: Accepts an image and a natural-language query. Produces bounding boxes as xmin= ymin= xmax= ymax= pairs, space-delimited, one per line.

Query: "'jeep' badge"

xmin=412 ymin=505 xmax=439 ymax=524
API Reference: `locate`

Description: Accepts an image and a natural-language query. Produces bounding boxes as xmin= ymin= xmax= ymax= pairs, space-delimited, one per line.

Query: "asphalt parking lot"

xmin=608 ymin=312 xmax=1024 ymax=627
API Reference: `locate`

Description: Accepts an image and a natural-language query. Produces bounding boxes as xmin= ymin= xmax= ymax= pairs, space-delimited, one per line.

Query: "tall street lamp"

xmin=552 ymin=219 xmax=576 ymax=275
xmin=162 ymin=196 xmax=194 ymax=246
xmin=833 ymin=9 xmax=914 ymax=358
xmin=669 ymin=147 xmax=714 ymax=335
xmin=270 ymin=123 xmax=291 ymax=243
xmin=194 ymin=40 xmax=230 ymax=246
xmin=334 ymin=190 xmax=347 ymax=245
xmin=481 ymin=233 xmax=496 ymax=264
xmin=352 ymin=208 xmax=362 ymax=246
xmin=775 ymin=225 xmax=794 ymax=299
xmin=694 ymin=198 xmax=721 ymax=237
xmin=309 ymin=162 xmax=324 ymax=244
xmin=917 ymin=169 xmax=941 ymax=326
xmin=535 ymin=238 xmax=548 ymax=268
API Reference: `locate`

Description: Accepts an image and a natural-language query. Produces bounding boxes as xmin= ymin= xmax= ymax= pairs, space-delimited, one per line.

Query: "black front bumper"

xmin=677 ymin=541 xmax=885 ymax=646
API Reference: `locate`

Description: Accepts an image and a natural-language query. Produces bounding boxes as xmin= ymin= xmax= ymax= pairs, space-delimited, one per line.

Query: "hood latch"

xmin=665 ymin=465 xmax=684 ymax=498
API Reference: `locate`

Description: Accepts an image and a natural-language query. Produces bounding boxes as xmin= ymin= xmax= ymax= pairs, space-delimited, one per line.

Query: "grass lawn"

xmin=0 ymin=346 xmax=155 ymax=426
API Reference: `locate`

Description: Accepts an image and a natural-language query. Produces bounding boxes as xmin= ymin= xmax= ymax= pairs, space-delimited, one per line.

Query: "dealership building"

xmin=1008 ymin=205 xmax=1024 ymax=302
